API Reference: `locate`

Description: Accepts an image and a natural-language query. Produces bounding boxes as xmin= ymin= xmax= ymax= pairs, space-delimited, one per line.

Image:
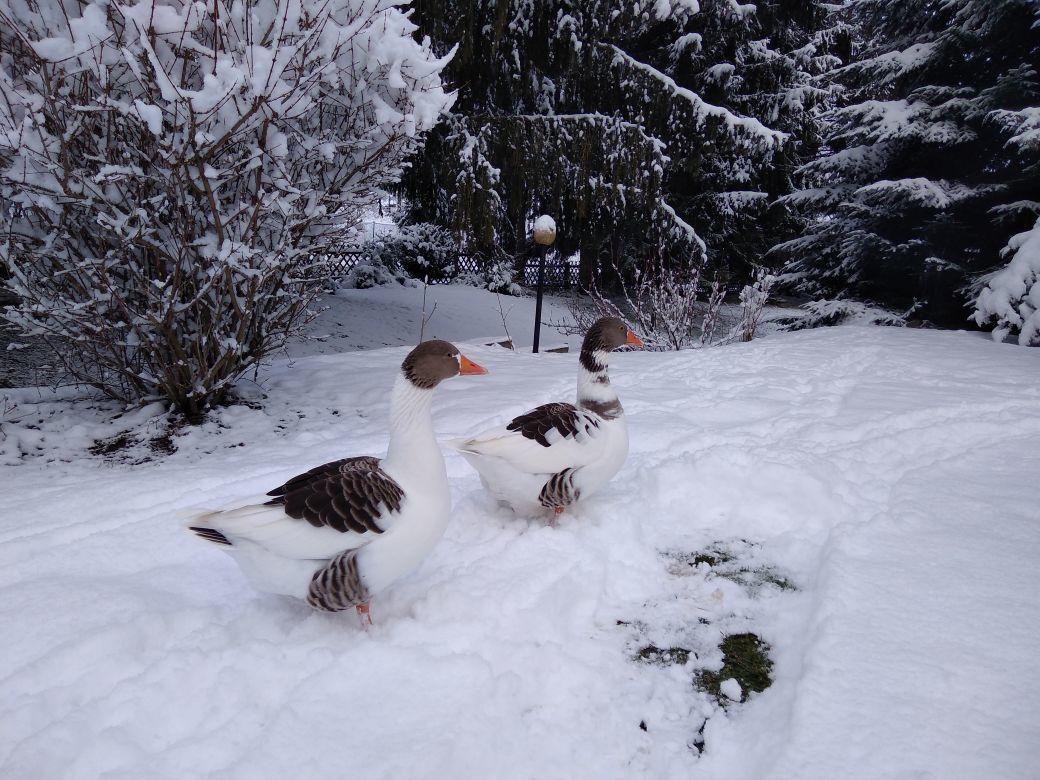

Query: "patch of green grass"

xmin=727 ymin=566 xmax=796 ymax=592
xmin=696 ymin=633 xmax=773 ymax=705
xmin=757 ymin=569 xmax=795 ymax=591
xmin=635 ymin=644 xmax=692 ymax=666
xmin=673 ymin=542 xmax=797 ymax=593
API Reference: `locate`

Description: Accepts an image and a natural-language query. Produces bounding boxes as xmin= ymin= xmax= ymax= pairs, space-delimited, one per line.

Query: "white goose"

xmin=187 ymin=340 xmax=487 ymax=622
xmin=453 ymin=317 xmax=642 ymax=521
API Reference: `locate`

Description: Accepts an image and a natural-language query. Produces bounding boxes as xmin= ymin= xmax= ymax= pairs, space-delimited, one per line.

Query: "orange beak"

xmin=459 ymin=354 xmax=488 ymax=375
xmin=626 ymin=330 xmax=644 ymax=348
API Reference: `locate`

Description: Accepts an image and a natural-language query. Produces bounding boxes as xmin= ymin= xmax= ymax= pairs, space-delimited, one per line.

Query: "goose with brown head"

xmin=452 ymin=317 xmax=641 ymax=524
xmin=187 ymin=340 xmax=486 ymax=625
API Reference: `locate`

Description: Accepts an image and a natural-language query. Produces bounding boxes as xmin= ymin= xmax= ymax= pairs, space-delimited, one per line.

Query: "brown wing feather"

xmin=506 ymin=402 xmax=598 ymax=447
xmin=264 ymin=456 xmax=404 ymax=535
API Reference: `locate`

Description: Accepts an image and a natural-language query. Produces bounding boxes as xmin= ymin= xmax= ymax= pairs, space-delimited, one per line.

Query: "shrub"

xmin=0 ymin=0 xmax=453 ymax=419
xmin=365 ymin=223 xmax=458 ymax=282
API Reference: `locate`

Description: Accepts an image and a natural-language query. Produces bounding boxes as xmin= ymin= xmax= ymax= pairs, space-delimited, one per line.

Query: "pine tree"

xmin=403 ymin=0 xmax=834 ymax=286
xmin=664 ymin=0 xmax=846 ymax=280
xmin=775 ymin=0 xmax=1040 ymax=326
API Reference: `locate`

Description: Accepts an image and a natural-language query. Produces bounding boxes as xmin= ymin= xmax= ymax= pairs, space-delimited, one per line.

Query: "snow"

xmin=991 ymin=105 xmax=1040 ymax=151
xmin=845 ymin=42 xmax=937 ymax=84
xmin=720 ymin=678 xmax=742 ymax=702
xmin=2 ymin=304 xmax=1040 ymax=777
xmin=855 ymin=177 xmax=977 ymax=209
xmin=533 ymin=214 xmax=557 ymax=233
xmin=295 ymin=284 xmax=580 ymax=356
xmin=974 ymin=217 xmax=1040 ymax=345
xmin=603 ymin=44 xmax=786 ymax=144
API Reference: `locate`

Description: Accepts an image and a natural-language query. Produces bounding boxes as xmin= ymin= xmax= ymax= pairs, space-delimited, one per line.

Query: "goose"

xmin=187 ymin=340 xmax=487 ymax=623
xmin=452 ymin=317 xmax=642 ymax=522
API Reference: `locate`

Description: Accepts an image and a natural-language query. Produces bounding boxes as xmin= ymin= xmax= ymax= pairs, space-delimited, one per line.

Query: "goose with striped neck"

xmin=453 ymin=317 xmax=642 ymax=523
xmin=186 ymin=340 xmax=487 ymax=624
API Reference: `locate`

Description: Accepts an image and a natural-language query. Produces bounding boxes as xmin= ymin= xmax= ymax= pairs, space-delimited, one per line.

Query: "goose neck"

xmin=384 ymin=374 xmax=439 ymax=470
xmin=576 ymin=362 xmax=622 ymax=418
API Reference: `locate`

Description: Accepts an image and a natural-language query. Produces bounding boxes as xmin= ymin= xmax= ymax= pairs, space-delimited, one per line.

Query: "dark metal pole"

xmin=532 ymin=244 xmax=547 ymax=353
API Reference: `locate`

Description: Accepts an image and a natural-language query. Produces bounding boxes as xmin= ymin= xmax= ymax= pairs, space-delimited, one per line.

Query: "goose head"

xmin=401 ymin=340 xmax=488 ymax=389
xmin=580 ymin=317 xmax=643 ymax=372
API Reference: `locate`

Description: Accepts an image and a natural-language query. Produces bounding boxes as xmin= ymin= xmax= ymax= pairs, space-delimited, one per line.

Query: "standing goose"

xmin=187 ymin=340 xmax=487 ymax=622
xmin=453 ymin=317 xmax=642 ymax=521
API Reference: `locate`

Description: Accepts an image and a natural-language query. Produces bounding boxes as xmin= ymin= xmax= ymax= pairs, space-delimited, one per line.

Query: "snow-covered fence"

xmin=520 ymin=257 xmax=580 ymax=290
xmin=324 ymin=250 xmax=482 ymax=284
xmin=324 ymin=250 xmax=579 ymax=289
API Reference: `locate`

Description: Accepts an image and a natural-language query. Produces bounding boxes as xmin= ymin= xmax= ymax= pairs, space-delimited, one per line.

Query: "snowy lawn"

xmin=292 ymin=283 xmax=582 ymax=357
xmin=2 ymin=326 xmax=1039 ymax=778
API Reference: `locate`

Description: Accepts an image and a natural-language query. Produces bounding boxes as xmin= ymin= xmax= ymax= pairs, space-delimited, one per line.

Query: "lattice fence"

xmin=322 ymin=250 xmax=580 ymax=290
xmin=520 ymin=257 xmax=580 ymax=289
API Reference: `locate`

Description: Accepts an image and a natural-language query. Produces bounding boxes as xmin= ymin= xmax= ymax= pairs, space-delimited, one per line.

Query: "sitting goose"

xmin=187 ymin=340 xmax=487 ymax=623
xmin=453 ymin=317 xmax=642 ymax=521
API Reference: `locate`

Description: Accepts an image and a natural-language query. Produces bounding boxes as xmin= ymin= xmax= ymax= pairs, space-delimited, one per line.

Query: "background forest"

xmin=401 ymin=0 xmax=1040 ymax=331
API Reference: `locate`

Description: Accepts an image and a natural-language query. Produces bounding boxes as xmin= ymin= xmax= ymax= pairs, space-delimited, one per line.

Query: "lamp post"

xmin=531 ymin=214 xmax=556 ymax=354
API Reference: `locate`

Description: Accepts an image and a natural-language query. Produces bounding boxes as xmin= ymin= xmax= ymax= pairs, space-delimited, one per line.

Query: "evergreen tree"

xmin=404 ymin=0 xmax=835 ymax=286
xmin=665 ymin=0 xmax=846 ymax=280
xmin=775 ymin=0 xmax=1040 ymax=326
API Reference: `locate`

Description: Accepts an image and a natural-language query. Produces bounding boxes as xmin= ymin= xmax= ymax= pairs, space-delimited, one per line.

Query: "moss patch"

xmin=725 ymin=566 xmax=796 ymax=592
xmin=671 ymin=542 xmax=797 ymax=593
xmin=636 ymin=645 xmax=692 ymax=666
xmin=696 ymin=633 xmax=773 ymax=705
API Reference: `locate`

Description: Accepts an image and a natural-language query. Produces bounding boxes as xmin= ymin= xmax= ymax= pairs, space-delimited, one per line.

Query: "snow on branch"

xmin=990 ymin=105 xmax=1040 ymax=152
xmin=974 ymin=219 xmax=1040 ymax=346
xmin=854 ymin=178 xmax=983 ymax=210
xmin=831 ymin=99 xmax=977 ymax=147
xmin=599 ymin=43 xmax=787 ymax=146
xmin=835 ymin=42 xmax=937 ymax=85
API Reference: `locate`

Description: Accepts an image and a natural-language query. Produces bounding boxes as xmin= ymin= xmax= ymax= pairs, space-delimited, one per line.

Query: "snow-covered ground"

xmin=293 ymin=283 xmax=581 ymax=356
xmin=2 ymin=315 xmax=1039 ymax=778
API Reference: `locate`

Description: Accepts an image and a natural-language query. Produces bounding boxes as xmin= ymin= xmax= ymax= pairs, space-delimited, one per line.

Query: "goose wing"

xmin=454 ymin=403 xmax=606 ymax=474
xmin=188 ymin=456 xmax=404 ymax=559
xmin=265 ymin=456 xmax=403 ymax=534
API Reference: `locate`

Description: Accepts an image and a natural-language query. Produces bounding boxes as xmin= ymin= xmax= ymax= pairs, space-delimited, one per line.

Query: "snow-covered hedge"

xmin=363 ymin=222 xmax=458 ymax=282
xmin=0 ymin=0 xmax=453 ymax=417
xmin=341 ymin=263 xmax=413 ymax=290
xmin=973 ymin=220 xmax=1040 ymax=346
xmin=457 ymin=256 xmax=522 ymax=296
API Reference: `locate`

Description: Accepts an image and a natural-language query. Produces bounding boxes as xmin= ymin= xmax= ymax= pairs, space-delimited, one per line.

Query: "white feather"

xmin=187 ymin=374 xmax=453 ymax=603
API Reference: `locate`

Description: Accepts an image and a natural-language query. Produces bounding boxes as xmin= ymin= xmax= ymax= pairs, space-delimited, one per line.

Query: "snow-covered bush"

xmin=973 ymin=220 xmax=1040 ymax=346
xmin=576 ymin=255 xmax=726 ymax=351
xmin=457 ymin=254 xmax=522 ymax=295
xmin=365 ymin=222 xmax=457 ymax=282
xmin=0 ymin=0 xmax=453 ymax=418
xmin=341 ymin=264 xmax=411 ymax=290
xmin=735 ymin=271 xmax=776 ymax=343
